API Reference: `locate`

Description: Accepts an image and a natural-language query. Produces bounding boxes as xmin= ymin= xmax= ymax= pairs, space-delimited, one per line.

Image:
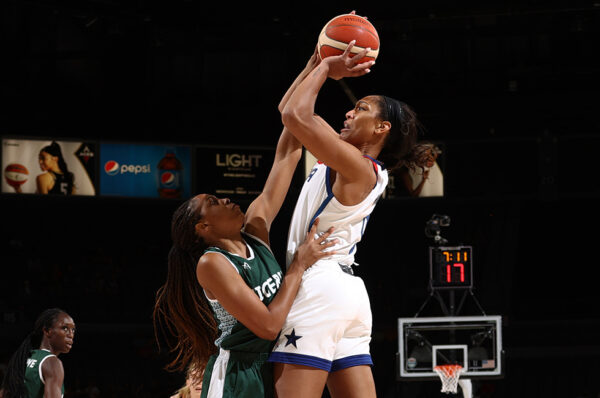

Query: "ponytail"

xmin=40 ymin=141 xmax=74 ymax=194
xmin=375 ymin=96 xmax=428 ymax=172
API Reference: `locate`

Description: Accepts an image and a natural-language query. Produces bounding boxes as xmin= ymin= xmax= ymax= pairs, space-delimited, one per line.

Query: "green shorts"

xmin=201 ymin=349 xmax=273 ymax=398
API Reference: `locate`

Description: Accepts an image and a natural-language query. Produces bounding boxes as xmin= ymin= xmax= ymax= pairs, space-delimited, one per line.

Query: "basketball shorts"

xmin=268 ymin=260 xmax=373 ymax=372
xmin=201 ymin=349 xmax=273 ymax=398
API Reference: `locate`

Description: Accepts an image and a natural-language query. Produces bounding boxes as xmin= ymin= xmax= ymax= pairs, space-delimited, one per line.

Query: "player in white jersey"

xmin=267 ymin=15 xmax=433 ymax=398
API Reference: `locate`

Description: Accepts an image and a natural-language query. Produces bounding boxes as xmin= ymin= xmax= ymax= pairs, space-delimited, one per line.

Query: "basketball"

xmin=4 ymin=163 xmax=29 ymax=188
xmin=318 ymin=13 xmax=380 ymax=64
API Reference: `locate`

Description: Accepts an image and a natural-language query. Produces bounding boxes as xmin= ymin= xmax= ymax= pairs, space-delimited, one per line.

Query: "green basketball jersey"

xmin=200 ymin=232 xmax=284 ymax=398
xmin=204 ymin=232 xmax=283 ymax=353
xmin=24 ymin=349 xmax=64 ymax=398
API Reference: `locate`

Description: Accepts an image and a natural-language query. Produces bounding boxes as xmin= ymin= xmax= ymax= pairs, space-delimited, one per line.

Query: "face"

xmin=38 ymin=151 xmax=58 ymax=172
xmin=44 ymin=313 xmax=75 ymax=355
xmin=186 ymin=370 xmax=203 ymax=398
xmin=341 ymin=96 xmax=385 ymax=147
xmin=427 ymin=151 xmax=438 ymax=167
xmin=191 ymin=194 xmax=245 ymax=239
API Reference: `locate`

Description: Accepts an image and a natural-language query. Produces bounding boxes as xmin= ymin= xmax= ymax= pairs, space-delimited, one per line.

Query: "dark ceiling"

xmin=1 ymin=0 xmax=599 ymax=146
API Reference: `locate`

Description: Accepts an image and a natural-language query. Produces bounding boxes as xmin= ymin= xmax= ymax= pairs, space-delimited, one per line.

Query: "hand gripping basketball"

xmin=323 ymin=40 xmax=375 ymax=81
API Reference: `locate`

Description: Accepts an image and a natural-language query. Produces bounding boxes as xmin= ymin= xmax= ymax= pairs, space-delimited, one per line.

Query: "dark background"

xmin=1 ymin=0 xmax=599 ymax=397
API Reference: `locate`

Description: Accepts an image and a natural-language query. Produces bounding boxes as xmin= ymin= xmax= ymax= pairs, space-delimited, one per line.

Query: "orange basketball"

xmin=318 ymin=13 xmax=380 ymax=64
xmin=4 ymin=163 xmax=29 ymax=188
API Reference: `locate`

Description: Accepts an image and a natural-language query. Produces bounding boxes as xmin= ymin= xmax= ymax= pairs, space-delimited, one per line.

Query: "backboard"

xmin=397 ymin=316 xmax=503 ymax=380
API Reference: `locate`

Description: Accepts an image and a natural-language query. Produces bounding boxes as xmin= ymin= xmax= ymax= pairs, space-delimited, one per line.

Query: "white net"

xmin=434 ymin=364 xmax=465 ymax=394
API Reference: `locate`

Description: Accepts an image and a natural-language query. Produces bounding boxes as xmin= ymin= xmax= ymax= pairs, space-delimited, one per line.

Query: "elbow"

xmin=263 ymin=329 xmax=280 ymax=341
xmin=253 ymin=323 xmax=281 ymax=341
xmin=281 ymin=107 xmax=299 ymax=129
xmin=281 ymin=110 xmax=308 ymax=141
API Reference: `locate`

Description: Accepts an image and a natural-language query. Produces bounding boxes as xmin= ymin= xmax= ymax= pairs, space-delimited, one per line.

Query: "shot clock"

xmin=429 ymin=246 xmax=473 ymax=290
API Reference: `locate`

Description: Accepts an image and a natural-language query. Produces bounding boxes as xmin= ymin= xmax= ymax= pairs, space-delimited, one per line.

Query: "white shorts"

xmin=268 ymin=260 xmax=373 ymax=372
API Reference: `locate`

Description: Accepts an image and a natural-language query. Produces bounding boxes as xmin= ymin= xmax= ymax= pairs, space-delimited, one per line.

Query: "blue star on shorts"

xmin=284 ymin=329 xmax=302 ymax=348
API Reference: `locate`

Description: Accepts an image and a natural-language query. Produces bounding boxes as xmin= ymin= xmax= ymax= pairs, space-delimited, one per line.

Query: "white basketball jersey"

xmin=286 ymin=157 xmax=388 ymax=268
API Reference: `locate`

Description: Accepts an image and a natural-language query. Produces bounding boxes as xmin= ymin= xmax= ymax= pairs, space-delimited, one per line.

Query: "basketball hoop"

xmin=434 ymin=364 xmax=465 ymax=394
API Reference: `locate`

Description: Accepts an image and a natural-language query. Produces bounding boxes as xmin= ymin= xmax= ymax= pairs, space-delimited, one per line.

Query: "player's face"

xmin=192 ymin=194 xmax=244 ymax=238
xmin=38 ymin=151 xmax=58 ymax=172
xmin=45 ymin=313 xmax=75 ymax=355
xmin=341 ymin=96 xmax=382 ymax=146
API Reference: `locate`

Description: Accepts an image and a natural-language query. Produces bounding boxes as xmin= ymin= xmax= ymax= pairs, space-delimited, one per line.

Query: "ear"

xmin=194 ymin=220 xmax=209 ymax=237
xmin=376 ymin=120 xmax=391 ymax=135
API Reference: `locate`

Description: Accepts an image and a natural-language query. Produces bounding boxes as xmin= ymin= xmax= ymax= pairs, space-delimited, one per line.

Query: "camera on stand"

xmin=424 ymin=214 xmax=451 ymax=246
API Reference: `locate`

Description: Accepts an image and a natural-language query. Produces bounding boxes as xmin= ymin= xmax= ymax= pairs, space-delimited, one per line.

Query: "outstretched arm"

xmin=281 ymin=42 xmax=375 ymax=183
xmin=243 ymin=127 xmax=302 ymax=244
xmin=278 ymin=45 xmax=321 ymax=113
xmin=243 ymin=49 xmax=322 ymax=242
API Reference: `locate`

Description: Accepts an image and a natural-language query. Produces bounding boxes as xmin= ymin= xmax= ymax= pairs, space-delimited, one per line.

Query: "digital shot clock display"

xmin=429 ymin=246 xmax=473 ymax=289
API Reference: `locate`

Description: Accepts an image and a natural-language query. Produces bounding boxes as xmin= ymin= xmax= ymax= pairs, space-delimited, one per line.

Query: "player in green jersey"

xmin=1 ymin=308 xmax=75 ymax=398
xmin=153 ymin=123 xmax=337 ymax=397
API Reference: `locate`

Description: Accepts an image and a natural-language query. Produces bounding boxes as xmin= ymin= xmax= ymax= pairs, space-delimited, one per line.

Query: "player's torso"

xmin=206 ymin=233 xmax=283 ymax=352
xmin=286 ymin=161 xmax=388 ymax=267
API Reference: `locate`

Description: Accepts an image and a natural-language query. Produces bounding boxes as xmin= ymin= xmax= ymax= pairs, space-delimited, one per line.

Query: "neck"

xmin=39 ymin=341 xmax=58 ymax=356
xmin=209 ymin=233 xmax=248 ymax=257
xmin=361 ymin=146 xmax=381 ymax=161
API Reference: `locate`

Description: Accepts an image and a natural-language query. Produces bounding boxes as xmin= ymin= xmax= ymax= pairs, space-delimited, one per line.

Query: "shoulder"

xmin=36 ymin=172 xmax=52 ymax=183
xmin=197 ymin=251 xmax=230 ymax=270
xmin=196 ymin=251 xmax=239 ymax=279
xmin=41 ymin=355 xmax=63 ymax=376
xmin=241 ymin=216 xmax=269 ymax=246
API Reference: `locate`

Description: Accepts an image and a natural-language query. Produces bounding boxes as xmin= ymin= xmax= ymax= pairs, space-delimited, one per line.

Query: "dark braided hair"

xmin=1 ymin=308 xmax=69 ymax=398
xmin=153 ymin=198 xmax=218 ymax=376
xmin=374 ymin=96 xmax=431 ymax=172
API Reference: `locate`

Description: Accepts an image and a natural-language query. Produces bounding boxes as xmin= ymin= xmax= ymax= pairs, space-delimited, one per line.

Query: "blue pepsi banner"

xmin=100 ymin=143 xmax=191 ymax=198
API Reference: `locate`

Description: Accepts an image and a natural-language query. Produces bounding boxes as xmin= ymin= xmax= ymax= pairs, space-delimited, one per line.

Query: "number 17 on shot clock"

xmin=429 ymin=246 xmax=473 ymax=290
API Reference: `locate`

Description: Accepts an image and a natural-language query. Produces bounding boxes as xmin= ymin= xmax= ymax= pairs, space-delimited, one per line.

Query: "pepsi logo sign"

xmin=104 ymin=161 xmax=120 ymax=176
xmin=161 ymin=172 xmax=175 ymax=186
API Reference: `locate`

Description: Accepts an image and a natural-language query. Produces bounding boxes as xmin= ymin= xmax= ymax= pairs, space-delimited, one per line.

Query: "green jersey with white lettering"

xmin=200 ymin=231 xmax=283 ymax=398
xmin=204 ymin=231 xmax=283 ymax=353
xmin=24 ymin=349 xmax=64 ymax=398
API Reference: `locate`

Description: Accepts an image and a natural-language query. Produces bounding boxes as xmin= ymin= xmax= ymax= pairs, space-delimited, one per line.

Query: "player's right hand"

xmin=294 ymin=218 xmax=337 ymax=271
xmin=323 ymin=40 xmax=374 ymax=80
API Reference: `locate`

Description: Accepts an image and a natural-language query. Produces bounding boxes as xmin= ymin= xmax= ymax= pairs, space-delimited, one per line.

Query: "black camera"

xmin=424 ymin=214 xmax=451 ymax=245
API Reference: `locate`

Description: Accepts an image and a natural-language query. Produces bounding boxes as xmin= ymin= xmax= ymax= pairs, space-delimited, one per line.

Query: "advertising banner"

xmin=99 ymin=143 xmax=191 ymax=198
xmin=2 ymin=138 xmax=97 ymax=196
xmin=195 ymin=146 xmax=275 ymax=200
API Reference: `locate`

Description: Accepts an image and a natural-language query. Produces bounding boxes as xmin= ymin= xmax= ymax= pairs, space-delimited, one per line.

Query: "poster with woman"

xmin=2 ymin=138 xmax=97 ymax=196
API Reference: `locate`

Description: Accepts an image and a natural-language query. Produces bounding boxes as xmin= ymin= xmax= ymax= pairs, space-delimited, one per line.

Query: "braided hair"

xmin=153 ymin=198 xmax=218 ymax=376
